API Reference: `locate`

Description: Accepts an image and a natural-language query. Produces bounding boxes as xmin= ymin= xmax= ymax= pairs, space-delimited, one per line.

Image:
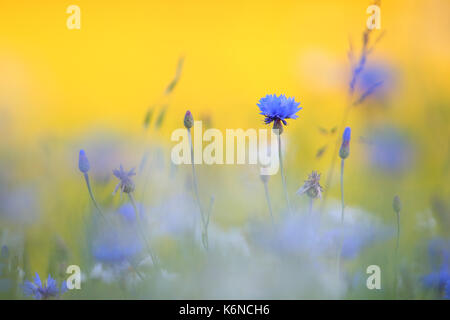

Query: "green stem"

xmin=309 ymin=197 xmax=313 ymax=216
xmin=263 ymin=181 xmax=274 ymax=226
xmin=188 ymin=128 xmax=208 ymax=249
xmin=320 ymin=103 xmax=352 ymax=214
xmin=340 ymin=159 xmax=345 ymax=223
xmin=84 ymin=173 xmax=105 ymax=220
xmin=128 ymin=193 xmax=159 ymax=270
xmin=278 ymin=134 xmax=292 ymax=214
xmin=394 ymin=210 xmax=400 ymax=298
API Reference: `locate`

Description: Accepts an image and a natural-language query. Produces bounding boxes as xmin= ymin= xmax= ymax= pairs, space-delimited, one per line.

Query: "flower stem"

xmin=263 ymin=181 xmax=274 ymax=226
xmin=188 ymin=128 xmax=208 ymax=249
xmin=320 ymin=103 xmax=352 ymax=213
xmin=128 ymin=193 xmax=159 ymax=269
xmin=340 ymin=159 xmax=345 ymax=223
xmin=308 ymin=197 xmax=313 ymax=216
xmin=82 ymin=173 xmax=144 ymax=280
xmin=394 ymin=209 xmax=400 ymax=297
xmin=83 ymin=173 xmax=105 ymax=220
xmin=277 ymin=134 xmax=292 ymax=214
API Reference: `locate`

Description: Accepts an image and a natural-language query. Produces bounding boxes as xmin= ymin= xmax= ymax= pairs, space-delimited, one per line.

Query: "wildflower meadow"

xmin=0 ymin=0 xmax=449 ymax=303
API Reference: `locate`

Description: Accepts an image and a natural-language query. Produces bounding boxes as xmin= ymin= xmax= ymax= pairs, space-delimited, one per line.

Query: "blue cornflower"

xmin=22 ymin=273 xmax=67 ymax=300
xmin=113 ymin=165 xmax=136 ymax=195
xmin=422 ymin=238 xmax=450 ymax=292
xmin=92 ymin=228 xmax=142 ymax=264
xmin=78 ymin=149 xmax=90 ymax=173
xmin=257 ymin=94 xmax=302 ymax=128
xmin=339 ymin=127 xmax=351 ymax=159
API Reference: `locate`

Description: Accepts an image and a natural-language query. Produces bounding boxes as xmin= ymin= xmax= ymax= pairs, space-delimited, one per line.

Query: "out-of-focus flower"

xmin=92 ymin=207 xmax=143 ymax=264
xmin=445 ymin=281 xmax=450 ymax=299
xmin=365 ymin=127 xmax=414 ymax=173
xmin=184 ymin=110 xmax=194 ymax=129
xmin=422 ymin=238 xmax=450 ymax=292
xmin=339 ymin=127 xmax=351 ymax=159
xmin=118 ymin=203 xmax=144 ymax=223
xmin=359 ymin=63 xmax=395 ymax=102
xmin=250 ymin=205 xmax=391 ymax=260
xmin=113 ymin=165 xmax=136 ymax=195
xmin=22 ymin=273 xmax=66 ymax=300
xmin=296 ymin=171 xmax=324 ymax=199
xmin=0 ymin=186 xmax=39 ymax=225
xmin=78 ymin=149 xmax=90 ymax=173
xmin=92 ymin=228 xmax=142 ymax=264
xmin=257 ymin=94 xmax=302 ymax=132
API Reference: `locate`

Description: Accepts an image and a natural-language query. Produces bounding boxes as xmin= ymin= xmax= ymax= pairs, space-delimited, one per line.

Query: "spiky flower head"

xmin=296 ymin=171 xmax=324 ymax=199
xmin=22 ymin=273 xmax=66 ymax=300
xmin=393 ymin=195 xmax=402 ymax=214
xmin=78 ymin=149 xmax=90 ymax=173
xmin=113 ymin=165 xmax=136 ymax=195
xmin=339 ymin=127 xmax=352 ymax=159
xmin=257 ymin=94 xmax=302 ymax=133
xmin=184 ymin=110 xmax=194 ymax=129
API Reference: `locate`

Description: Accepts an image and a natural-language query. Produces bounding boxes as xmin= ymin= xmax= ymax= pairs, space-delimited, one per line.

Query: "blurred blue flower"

xmin=22 ymin=273 xmax=66 ymax=300
xmin=78 ymin=149 xmax=90 ymax=173
xmin=0 ymin=186 xmax=39 ymax=225
xmin=445 ymin=281 xmax=450 ymax=299
xmin=92 ymin=229 xmax=142 ymax=264
xmin=422 ymin=238 xmax=450 ymax=291
xmin=359 ymin=63 xmax=394 ymax=101
xmin=366 ymin=127 xmax=414 ymax=173
xmin=257 ymin=94 xmax=302 ymax=125
xmin=118 ymin=203 xmax=144 ymax=223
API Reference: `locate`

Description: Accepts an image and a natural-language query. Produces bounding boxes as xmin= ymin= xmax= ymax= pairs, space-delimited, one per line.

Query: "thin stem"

xmin=128 ymin=193 xmax=159 ymax=269
xmin=82 ymin=173 xmax=144 ymax=280
xmin=394 ymin=210 xmax=400 ymax=298
xmin=263 ymin=181 xmax=274 ymax=226
xmin=395 ymin=211 xmax=400 ymax=254
xmin=83 ymin=173 xmax=105 ymax=219
xmin=320 ymin=102 xmax=352 ymax=214
xmin=308 ymin=197 xmax=313 ymax=216
xmin=277 ymin=134 xmax=292 ymax=214
xmin=202 ymin=196 xmax=215 ymax=250
xmin=188 ymin=128 xmax=208 ymax=249
xmin=340 ymin=159 xmax=345 ymax=223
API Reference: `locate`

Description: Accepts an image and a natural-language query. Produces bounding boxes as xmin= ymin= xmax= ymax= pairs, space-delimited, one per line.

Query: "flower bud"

xmin=184 ymin=110 xmax=194 ymax=129
xmin=78 ymin=149 xmax=90 ymax=173
xmin=393 ymin=195 xmax=402 ymax=214
xmin=339 ymin=127 xmax=351 ymax=159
